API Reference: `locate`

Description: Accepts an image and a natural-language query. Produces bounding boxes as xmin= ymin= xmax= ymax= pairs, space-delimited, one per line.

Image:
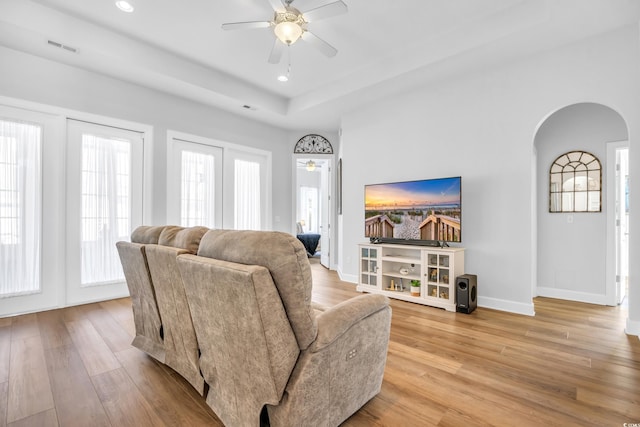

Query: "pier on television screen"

xmin=364 ymin=176 xmax=461 ymax=243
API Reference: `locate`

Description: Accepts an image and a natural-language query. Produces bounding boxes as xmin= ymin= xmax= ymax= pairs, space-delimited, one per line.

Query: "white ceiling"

xmin=1 ymin=0 xmax=639 ymax=130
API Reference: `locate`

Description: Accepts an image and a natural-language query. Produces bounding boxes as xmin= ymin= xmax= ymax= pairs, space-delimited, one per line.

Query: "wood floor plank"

xmin=387 ymin=340 xmax=462 ymax=374
xmin=577 ymin=386 xmax=640 ymax=419
xmin=37 ymin=309 xmax=74 ymax=350
xmin=90 ymin=367 xmax=165 ymax=427
xmin=114 ymin=347 xmax=220 ymax=426
xmin=65 ymin=319 xmax=121 ymax=377
xmin=0 ymin=381 xmax=7 ymax=427
xmin=83 ymin=305 xmax=135 ymax=353
xmin=0 ymin=327 xmax=11 ymax=384
xmin=7 ymin=335 xmax=55 ymax=423
xmin=9 ymin=314 xmax=39 ymax=343
xmin=7 ymin=408 xmax=58 ymax=427
xmin=99 ymin=299 xmax=135 ymax=338
xmin=44 ymin=345 xmax=111 ymax=427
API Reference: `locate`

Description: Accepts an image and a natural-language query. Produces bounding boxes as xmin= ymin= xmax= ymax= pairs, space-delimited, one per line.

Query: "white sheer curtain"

xmin=181 ymin=150 xmax=215 ymax=227
xmin=0 ymin=119 xmax=41 ymax=297
xmin=234 ymin=159 xmax=261 ymax=230
xmin=81 ymin=134 xmax=130 ymax=286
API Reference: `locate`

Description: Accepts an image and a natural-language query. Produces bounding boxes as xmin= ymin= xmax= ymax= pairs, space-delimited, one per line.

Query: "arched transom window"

xmin=549 ymin=150 xmax=601 ymax=212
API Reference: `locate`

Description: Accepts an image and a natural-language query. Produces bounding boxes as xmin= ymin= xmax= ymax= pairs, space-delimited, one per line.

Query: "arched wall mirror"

xmin=549 ymin=150 xmax=602 ymax=212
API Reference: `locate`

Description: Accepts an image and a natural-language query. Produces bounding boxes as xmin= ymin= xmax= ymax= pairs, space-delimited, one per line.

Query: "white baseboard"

xmin=338 ymin=269 xmax=535 ymax=315
xmin=536 ymin=286 xmax=608 ymax=305
xmin=337 ymin=267 xmax=357 ymax=284
xmin=478 ymin=296 xmax=535 ymax=316
xmin=626 ymin=318 xmax=640 ymax=338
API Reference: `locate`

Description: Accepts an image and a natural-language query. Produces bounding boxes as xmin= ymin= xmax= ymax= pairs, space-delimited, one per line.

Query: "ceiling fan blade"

xmin=268 ymin=39 xmax=284 ymax=64
xmin=266 ymin=0 xmax=285 ymax=11
xmin=221 ymin=21 xmax=271 ymax=31
xmin=301 ymin=31 xmax=337 ymax=58
xmin=303 ymin=0 xmax=347 ymax=22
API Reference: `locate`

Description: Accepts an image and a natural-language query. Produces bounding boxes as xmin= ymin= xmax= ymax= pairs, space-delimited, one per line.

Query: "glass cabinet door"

xmin=360 ymin=246 xmax=378 ymax=286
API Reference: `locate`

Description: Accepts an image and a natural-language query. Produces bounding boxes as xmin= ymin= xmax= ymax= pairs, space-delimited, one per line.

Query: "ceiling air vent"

xmin=47 ymin=40 xmax=78 ymax=53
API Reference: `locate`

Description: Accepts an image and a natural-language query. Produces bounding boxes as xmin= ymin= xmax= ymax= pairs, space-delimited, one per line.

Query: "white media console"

xmin=358 ymin=242 xmax=465 ymax=312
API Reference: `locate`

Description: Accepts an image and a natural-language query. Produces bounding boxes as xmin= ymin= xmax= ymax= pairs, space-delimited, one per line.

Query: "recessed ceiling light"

xmin=115 ymin=1 xmax=134 ymax=13
xmin=277 ymin=75 xmax=289 ymax=82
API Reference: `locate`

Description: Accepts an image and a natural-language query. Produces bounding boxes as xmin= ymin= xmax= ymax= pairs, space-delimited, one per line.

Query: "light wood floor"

xmin=1 ymin=263 xmax=639 ymax=426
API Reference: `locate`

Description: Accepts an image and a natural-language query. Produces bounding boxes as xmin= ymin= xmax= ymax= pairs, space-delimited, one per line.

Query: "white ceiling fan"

xmin=222 ymin=0 xmax=347 ymax=64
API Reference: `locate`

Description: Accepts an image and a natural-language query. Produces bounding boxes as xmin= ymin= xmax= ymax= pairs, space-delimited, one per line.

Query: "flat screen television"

xmin=364 ymin=176 xmax=461 ymax=244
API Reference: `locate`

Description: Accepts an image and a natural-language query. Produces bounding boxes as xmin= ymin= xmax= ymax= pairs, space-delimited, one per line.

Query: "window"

xmin=67 ymin=119 xmax=144 ymax=305
xmin=0 ymin=119 xmax=41 ymax=297
xmin=80 ymin=133 xmax=134 ymax=285
xmin=167 ymin=137 xmax=223 ymax=228
xmin=181 ymin=150 xmax=216 ymax=227
xmin=549 ymin=150 xmax=601 ymax=212
xmin=234 ymin=159 xmax=261 ymax=230
xmin=168 ymin=132 xmax=270 ymax=230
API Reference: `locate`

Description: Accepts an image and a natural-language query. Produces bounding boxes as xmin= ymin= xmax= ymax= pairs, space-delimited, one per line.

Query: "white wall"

xmin=0 ymin=46 xmax=292 ymax=231
xmin=535 ymin=103 xmax=627 ymax=304
xmin=339 ymin=25 xmax=640 ymax=320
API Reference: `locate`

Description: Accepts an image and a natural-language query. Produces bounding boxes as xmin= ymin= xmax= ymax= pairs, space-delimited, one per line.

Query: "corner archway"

xmin=533 ymin=102 xmax=628 ymax=306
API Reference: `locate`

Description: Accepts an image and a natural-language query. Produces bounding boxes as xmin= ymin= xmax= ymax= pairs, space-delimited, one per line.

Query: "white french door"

xmin=0 ymin=105 xmax=64 ymax=316
xmin=223 ymin=149 xmax=268 ymax=230
xmin=66 ymin=120 xmax=144 ymax=305
xmin=167 ymin=138 xmax=223 ymax=228
xmin=168 ymin=132 xmax=270 ymax=231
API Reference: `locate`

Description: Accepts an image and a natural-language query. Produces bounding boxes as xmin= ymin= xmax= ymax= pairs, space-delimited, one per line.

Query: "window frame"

xmin=549 ymin=150 xmax=602 ymax=213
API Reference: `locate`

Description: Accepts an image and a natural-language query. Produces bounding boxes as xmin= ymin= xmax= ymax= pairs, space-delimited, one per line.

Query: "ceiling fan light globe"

xmin=274 ymin=21 xmax=303 ymax=45
xmin=115 ymin=0 xmax=134 ymax=12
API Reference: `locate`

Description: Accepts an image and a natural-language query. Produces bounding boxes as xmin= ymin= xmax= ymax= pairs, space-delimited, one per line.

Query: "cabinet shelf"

xmin=357 ymin=243 xmax=464 ymax=312
xmin=381 ymin=255 xmax=421 ymax=263
xmin=383 ymin=272 xmax=420 ymax=281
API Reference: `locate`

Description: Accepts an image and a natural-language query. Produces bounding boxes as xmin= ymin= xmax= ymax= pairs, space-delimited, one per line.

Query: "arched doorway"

xmin=533 ymin=103 xmax=628 ymax=305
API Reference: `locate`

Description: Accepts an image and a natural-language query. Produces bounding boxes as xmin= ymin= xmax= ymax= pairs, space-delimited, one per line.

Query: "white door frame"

xmin=292 ymin=153 xmax=335 ymax=269
xmin=606 ymin=140 xmax=629 ymax=305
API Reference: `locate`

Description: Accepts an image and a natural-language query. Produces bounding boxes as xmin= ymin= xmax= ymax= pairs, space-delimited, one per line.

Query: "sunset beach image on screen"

xmin=364 ymin=176 xmax=461 ymax=242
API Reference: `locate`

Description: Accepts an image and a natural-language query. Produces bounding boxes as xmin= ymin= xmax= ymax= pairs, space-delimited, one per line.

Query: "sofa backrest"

xmin=197 ymin=229 xmax=317 ymax=350
xmin=178 ymin=255 xmax=299 ymax=426
xmin=131 ymin=225 xmax=166 ymax=244
xmin=158 ymin=225 xmax=209 ymax=253
xmin=116 ymin=225 xmax=168 ymax=362
xmin=145 ymin=225 xmax=209 ymax=394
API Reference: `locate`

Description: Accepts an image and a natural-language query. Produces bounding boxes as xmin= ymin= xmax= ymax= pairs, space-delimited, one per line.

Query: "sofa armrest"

xmin=310 ymin=294 xmax=390 ymax=352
